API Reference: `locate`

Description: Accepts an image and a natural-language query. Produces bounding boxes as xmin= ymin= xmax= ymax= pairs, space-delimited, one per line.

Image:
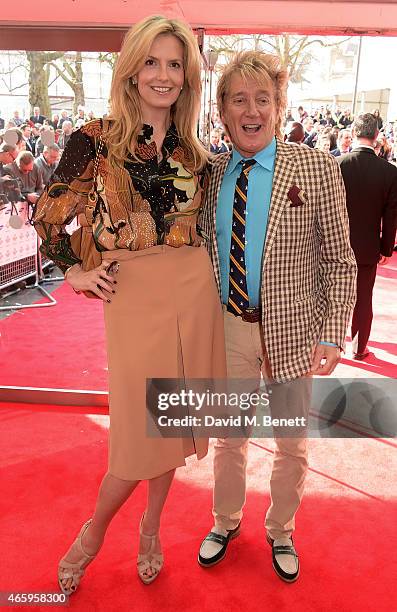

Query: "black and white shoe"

xmin=266 ymin=533 xmax=300 ymax=582
xmin=198 ymin=523 xmax=241 ymax=567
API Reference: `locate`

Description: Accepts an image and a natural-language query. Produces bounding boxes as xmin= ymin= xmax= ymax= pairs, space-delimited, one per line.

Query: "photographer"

xmin=0 ymin=142 xmax=17 ymax=172
xmin=0 ymin=143 xmax=20 ymax=208
xmin=34 ymin=144 xmax=60 ymax=186
xmin=3 ymin=150 xmax=44 ymax=205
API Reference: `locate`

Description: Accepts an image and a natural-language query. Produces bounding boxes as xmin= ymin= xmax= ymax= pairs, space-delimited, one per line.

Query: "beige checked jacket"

xmin=200 ymin=140 xmax=357 ymax=382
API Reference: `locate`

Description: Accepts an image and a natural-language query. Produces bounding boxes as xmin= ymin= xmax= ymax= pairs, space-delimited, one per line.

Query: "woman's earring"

xmin=131 ymin=76 xmax=137 ymax=85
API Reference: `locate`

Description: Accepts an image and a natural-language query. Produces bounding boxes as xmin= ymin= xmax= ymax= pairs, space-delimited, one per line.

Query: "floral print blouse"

xmin=33 ymin=119 xmax=209 ymax=273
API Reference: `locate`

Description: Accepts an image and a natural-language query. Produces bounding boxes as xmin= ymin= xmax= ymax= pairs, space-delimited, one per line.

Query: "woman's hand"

xmin=65 ymin=261 xmax=117 ymax=301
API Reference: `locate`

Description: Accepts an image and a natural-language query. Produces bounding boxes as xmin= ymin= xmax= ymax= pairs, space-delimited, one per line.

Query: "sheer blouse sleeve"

xmin=32 ymin=127 xmax=96 ymax=273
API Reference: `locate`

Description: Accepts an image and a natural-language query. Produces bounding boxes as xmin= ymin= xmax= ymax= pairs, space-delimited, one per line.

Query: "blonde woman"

xmin=33 ymin=15 xmax=226 ymax=593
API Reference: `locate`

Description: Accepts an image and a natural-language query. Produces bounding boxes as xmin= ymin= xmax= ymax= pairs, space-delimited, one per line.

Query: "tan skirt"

xmin=102 ymin=245 xmax=227 ymax=480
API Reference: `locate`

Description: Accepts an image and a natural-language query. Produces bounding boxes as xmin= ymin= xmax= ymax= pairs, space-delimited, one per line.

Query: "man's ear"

xmin=372 ymin=128 xmax=380 ymax=147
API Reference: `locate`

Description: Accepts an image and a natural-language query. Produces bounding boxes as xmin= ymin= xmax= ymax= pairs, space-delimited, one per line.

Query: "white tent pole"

xmin=352 ymin=36 xmax=363 ymax=117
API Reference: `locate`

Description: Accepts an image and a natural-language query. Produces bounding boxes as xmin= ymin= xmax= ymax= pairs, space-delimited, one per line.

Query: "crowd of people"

xmin=1 ymin=97 xmax=396 ymax=206
xmin=0 ymin=105 xmax=96 ymax=205
xmin=0 ymin=105 xmax=96 ymax=134
xmin=210 ymin=103 xmax=397 ymax=162
xmin=0 ymin=105 xmax=96 ymax=154
xmin=283 ymin=104 xmax=396 ymax=161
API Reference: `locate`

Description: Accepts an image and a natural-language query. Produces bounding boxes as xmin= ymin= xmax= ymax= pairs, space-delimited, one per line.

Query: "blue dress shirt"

xmin=216 ymin=137 xmax=276 ymax=308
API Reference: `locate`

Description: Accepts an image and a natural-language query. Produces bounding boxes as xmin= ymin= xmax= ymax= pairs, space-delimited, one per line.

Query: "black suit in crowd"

xmin=210 ymin=142 xmax=228 ymax=155
xmin=338 ymin=146 xmax=397 ymax=353
xmin=24 ymin=138 xmax=34 ymax=154
xmin=30 ymin=114 xmax=46 ymax=125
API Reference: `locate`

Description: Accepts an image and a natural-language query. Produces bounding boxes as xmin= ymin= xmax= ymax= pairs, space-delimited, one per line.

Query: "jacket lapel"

xmin=262 ymin=140 xmax=296 ymax=267
xmin=210 ymin=153 xmax=230 ymax=236
xmin=208 ymin=153 xmax=231 ymax=293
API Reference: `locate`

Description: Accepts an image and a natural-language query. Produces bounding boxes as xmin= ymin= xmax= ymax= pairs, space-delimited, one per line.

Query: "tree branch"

xmin=289 ymin=38 xmax=310 ymax=80
xmin=288 ymin=36 xmax=309 ymax=53
xmin=62 ymin=61 xmax=76 ymax=79
xmin=1 ymin=77 xmax=28 ymax=93
xmin=208 ymin=33 xmax=353 ymax=88
xmin=47 ymin=74 xmax=61 ymax=88
xmin=0 ymin=63 xmax=27 ymax=76
xmin=48 ymin=62 xmax=74 ymax=89
xmin=259 ymin=38 xmax=277 ymax=53
xmin=40 ymin=51 xmax=65 ymax=64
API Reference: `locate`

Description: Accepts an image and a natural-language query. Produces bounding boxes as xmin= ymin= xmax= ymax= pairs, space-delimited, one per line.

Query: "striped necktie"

xmin=227 ymin=159 xmax=256 ymax=315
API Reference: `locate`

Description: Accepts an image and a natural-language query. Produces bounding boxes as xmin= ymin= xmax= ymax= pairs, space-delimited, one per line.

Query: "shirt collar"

xmin=226 ymin=137 xmax=276 ymax=175
xmin=352 ymin=144 xmax=375 ymax=152
xmin=137 ymin=122 xmax=179 ymax=156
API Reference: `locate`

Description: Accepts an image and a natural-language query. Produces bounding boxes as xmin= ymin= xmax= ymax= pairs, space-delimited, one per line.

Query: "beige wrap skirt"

xmin=102 ymin=245 xmax=227 ymax=480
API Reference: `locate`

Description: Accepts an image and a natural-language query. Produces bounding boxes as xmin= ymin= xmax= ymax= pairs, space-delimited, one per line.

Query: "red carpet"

xmin=1 ymin=253 xmax=396 ymax=389
xmin=1 ymin=254 xmax=396 ymax=610
xmin=0 ymin=284 xmax=107 ymax=390
xmin=1 ymin=402 xmax=396 ymax=612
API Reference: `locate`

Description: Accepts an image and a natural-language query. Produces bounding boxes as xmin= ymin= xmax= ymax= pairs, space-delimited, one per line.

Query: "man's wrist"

xmin=319 ymin=341 xmax=338 ymax=348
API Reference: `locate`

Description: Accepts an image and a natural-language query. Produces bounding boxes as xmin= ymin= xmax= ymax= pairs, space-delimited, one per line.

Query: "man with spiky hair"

xmin=199 ymin=50 xmax=357 ymax=582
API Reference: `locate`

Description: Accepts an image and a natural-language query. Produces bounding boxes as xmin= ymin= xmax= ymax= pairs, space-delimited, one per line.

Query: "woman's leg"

xmin=59 ymin=472 xmax=139 ymax=591
xmin=138 ymin=468 xmax=176 ymax=576
xmin=60 ymin=469 xmax=175 ymax=589
xmin=142 ymin=468 xmax=175 ymax=533
xmin=61 ymin=467 xmax=175 ymax=557
xmin=84 ymin=472 xmax=140 ymax=551
xmin=138 ymin=470 xmax=175 ymax=582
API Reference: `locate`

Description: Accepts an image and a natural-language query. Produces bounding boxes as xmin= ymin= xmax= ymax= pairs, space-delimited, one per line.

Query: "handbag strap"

xmin=87 ymin=135 xmax=105 ymax=204
xmin=85 ymin=121 xmax=108 ymax=221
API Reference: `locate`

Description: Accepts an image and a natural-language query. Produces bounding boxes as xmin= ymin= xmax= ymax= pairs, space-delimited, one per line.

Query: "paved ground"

xmin=0 ymin=266 xmax=63 ymax=320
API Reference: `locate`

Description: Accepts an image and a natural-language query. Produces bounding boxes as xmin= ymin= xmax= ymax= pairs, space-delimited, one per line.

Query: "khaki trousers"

xmin=213 ymin=309 xmax=311 ymax=539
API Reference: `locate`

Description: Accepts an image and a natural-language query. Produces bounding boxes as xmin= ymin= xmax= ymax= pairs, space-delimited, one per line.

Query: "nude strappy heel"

xmin=137 ymin=513 xmax=164 ymax=584
xmin=58 ymin=519 xmax=98 ymax=595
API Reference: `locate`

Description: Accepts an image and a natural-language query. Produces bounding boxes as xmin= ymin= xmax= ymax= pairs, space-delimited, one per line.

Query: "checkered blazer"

xmin=200 ymin=140 xmax=357 ymax=382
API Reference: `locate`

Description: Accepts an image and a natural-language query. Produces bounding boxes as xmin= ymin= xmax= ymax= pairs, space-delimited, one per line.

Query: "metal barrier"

xmin=0 ymin=200 xmax=60 ymax=310
xmin=0 ymin=254 xmax=36 ymax=291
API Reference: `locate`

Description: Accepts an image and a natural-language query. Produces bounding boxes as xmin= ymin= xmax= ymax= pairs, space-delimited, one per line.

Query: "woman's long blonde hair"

xmin=106 ymin=15 xmax=207 ymax=171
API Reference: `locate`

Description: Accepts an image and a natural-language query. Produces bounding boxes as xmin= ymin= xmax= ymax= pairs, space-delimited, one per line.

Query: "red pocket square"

xmin=287 ymin=185 xmax=306 ymax=207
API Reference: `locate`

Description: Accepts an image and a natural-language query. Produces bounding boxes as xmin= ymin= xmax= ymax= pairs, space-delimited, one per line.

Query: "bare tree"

xmin=0 ymin=52 xmax=29 ymax=94
xmin=26 ymin=51 xmax=65 ymax=117
xmin=98 ymin=52 xmax=119 ymax=71
xmin=209 ymin=34 xmax=351 ymax=83
xmin=48 ymin=52 xmax=85 ymax=115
